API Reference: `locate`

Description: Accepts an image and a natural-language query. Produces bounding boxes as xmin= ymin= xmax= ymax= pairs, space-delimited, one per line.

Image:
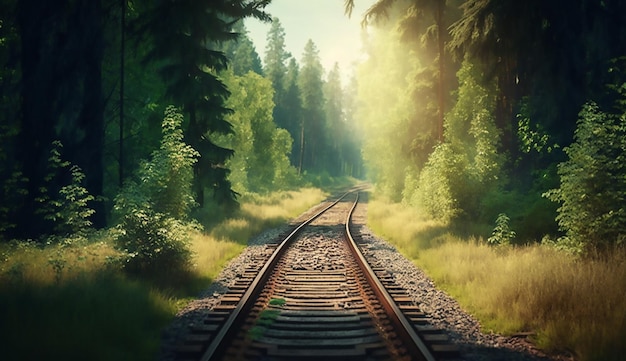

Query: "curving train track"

xmin=175 ymin=189 xmax=459 ymax=361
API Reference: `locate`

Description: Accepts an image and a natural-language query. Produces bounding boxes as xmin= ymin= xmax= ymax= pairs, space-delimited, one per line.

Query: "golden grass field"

xmin=367 ymin=195 xmax=626 ymax=361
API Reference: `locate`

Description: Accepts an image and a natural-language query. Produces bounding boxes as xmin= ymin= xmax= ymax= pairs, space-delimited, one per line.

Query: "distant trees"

xmin=298 ymin=40 xmax=327 ymax=172
xmin=218 ymin=70 xmax=297 ymax=193
xmin=345 ymin=0 xmax=456 ymax=142
xmin=283 ymin=58 xmax=305 ymax=171
xmin=222 ymin=21 xmax=263 ymax=77
xmin=259 ymin=18 xmax=362 ymax=179
xmin=264 ymin=19 xmax=291 ymax=132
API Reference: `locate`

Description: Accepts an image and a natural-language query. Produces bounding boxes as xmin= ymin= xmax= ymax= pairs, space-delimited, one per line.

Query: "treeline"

xmin=218 ymin=19 xmax=363 ymax=193
xmin=0 ymin=1 xmax=362 ymax=246
xmin=351 ymin=0 xmax=626 ymax=254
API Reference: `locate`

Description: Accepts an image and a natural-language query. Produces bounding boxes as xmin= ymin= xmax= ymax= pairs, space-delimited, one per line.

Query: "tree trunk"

xmin=76 ymin=0 xmax=106 ymax=228
xmin=436 ymin=0 xmax=445 ymax=142
xmin=16 ymin=1 xmax=58 ymax=238
xmin=119 ymin=0 xmax=126 ymax=187
xmin=298 ymin=122 xmax=305 ymax=175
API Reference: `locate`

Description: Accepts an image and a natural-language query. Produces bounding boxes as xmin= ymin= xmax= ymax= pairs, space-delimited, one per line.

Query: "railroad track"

xmin=176 ymin=190 xmax=459 ymax=361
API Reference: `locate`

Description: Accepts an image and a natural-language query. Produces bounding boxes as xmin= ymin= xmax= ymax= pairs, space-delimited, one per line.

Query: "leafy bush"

xmin=417 ymin=59 xmax=503 ymax=222
xmin=115 ymin=208 xmax=195 ymax=275
xmin=114 ymin=106 xmax=198 ymax=275
xmin=544 ymin=102 xmax=626 ymax=252
xmin=487 ymin=213 xmax=515 ymax=246
xmin=417 ymin=143 xmax=465 ymax=222
xmin=35 ymin=141 xmax=95 ymax=240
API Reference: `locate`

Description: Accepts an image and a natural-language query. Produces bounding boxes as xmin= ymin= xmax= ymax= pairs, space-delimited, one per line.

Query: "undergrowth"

xmin=0 ymin=187 xmax=327 ymax=360
xmin=367 ymin=193 xmax=626 ymax=361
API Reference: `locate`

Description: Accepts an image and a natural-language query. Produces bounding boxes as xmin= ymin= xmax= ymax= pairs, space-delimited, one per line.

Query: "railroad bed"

xmin=175 ymin=190 xmax=460 ymax=361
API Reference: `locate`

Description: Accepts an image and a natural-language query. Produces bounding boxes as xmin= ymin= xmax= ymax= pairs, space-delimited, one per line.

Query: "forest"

xmin=1 ymin=0 xmax=625 ymax=360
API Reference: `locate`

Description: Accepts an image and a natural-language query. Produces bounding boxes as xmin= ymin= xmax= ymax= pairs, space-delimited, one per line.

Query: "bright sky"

xmin=245 ymin=0 xmax=377 ymax=82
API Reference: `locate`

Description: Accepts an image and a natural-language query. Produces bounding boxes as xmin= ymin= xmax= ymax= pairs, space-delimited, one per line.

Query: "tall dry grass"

xmin=367 ymin=194 xmax=626 ymax=361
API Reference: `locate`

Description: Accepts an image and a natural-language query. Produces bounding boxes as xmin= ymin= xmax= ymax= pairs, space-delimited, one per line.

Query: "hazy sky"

xmin=245 ymin=0 xmax=377 ymax=82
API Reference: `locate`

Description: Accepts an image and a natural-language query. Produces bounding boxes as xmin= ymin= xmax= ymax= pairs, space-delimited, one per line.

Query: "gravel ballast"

xmin=159 ymin=195 xmax=574 ymax=361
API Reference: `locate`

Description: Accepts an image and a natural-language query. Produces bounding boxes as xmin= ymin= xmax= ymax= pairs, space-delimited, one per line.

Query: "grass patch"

xmin=367 ymin=193 xmax=626 ymax=361
xmin=0 ymin=187 xmax=327 ymax=360
xmin=0 ymin=238 xmax=173 ymax=361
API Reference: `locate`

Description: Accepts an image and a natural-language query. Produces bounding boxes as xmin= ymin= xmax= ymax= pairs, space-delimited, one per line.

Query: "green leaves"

xmin=487 ymin=213 xmax=515 ymax=246
xmin=545 ymin=102 xmax=626 ymax=252
xmin=114 ymin=107 xmax=198 ymax=275
xmin=417 ymin=59 xmax=503 ymax=222
xmin=35 ymin=141 xmax=95 ymax=241
xmin=219 ymin=70 xmax=297 ymax=194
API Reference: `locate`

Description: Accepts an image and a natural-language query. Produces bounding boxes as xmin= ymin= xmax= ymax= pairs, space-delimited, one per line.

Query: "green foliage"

xmin=142 ymin=0 xmax=269 ymax=208
xmin=114 ymin=107 xmax=198 ymax=275
xmin=299 ymin=39 xmax=327 ymax=172
xmin=115 ymin=107 xmax=198 ymax=219
xmin=356 ymin=21 xmax=428 ymax=201
xmin=544 ymin=102 xmax=626 ymax=252
xmin=417 ymin=59 xmax=503 ymax=222
xmin=217 ymin=70 xmax=298 ymax=194
xmin=516 ymin=98 xmax=557 ymax=154
xmin=115 ymin=208 xmax=195 ymax=275
xmin=35 ymin=141 xmax=95 ymax=240
xmin=417 ymin=143 xmax=464 ymax=222
xmin=487 ymin=213 xmax=515 ymax=246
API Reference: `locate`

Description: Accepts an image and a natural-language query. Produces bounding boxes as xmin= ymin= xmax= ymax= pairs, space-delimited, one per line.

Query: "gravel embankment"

xmin=159 ymin=199 xmax=575 ymax=361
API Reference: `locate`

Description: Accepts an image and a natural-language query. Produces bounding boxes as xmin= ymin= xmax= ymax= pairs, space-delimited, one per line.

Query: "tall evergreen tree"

xmin=263 ymin=18 xmax=292 ymax=133
xmin=283 ymin=58 xmax=304 ymax=172
xmin=222 ymin=21 xmax=263 ymax=76
xmin=323 ymin=63 xmax=344 ymax=176
xmin=448 ymin=0 xmax=626 ymax=157
xmin=298 ymin=39 xmax=327 ymax=172
xmin=142 ymin=0 xmax=269 ymax=208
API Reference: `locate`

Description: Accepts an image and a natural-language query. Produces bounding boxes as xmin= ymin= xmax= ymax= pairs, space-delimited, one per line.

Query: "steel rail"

xmin=344 ymin=192 xmax=437 ymax=361
xmin=200 ymin=191 xmax=353 ymax=361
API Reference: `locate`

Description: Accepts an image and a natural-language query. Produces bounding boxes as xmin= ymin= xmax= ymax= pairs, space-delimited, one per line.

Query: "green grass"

xmin=367 ymin=193 xmax=626 ymax=361
xmin=0 ymin=187 xmax=328 ymax=360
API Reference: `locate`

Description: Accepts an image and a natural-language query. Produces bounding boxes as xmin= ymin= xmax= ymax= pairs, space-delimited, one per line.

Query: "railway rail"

xmin=175 ymin=189 xmax=459 ymax=360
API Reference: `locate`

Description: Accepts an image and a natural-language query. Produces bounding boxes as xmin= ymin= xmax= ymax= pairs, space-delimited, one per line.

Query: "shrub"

xmin=114 ymin=106 xmax=198 ymax=275
xmin=116 ymin=209 xmax=195 ymax=275
xmin=35 ymin=141 xmax=95 ymax=241
xmin=544 ymin=102 xmax=626 ymax=252
xmin=417 ymin=143 xmax=465 ymax=222
xmin=487 ymin=213 xmax=515 ymax=246
xmin=416 ymin=59 xmax=503 ymax=223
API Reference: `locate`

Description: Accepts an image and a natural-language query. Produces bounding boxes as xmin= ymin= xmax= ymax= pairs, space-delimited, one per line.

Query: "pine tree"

xmin=222 ymin=21 xmax=263 ymax=76
xmin=298 ymin=40 xmax=327 ymax=172
xmin=284 ymin=58 xmax=304 ymax=172
xmin=263 ymin=18 xmax=292 ymax=132
xmin=142 ymin=0 xmax=269 ymax=208
xmin=323 ymin=63 xmax=344 ymax=176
